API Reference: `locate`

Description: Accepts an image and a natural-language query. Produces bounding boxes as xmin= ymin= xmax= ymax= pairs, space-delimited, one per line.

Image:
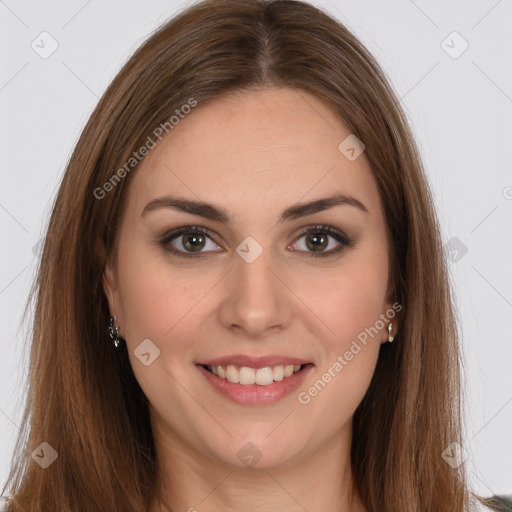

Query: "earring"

xmin=387 ymin=322 xmax=394 ymax=343
xmin=108 ymin=316 xmax=121 ymax=348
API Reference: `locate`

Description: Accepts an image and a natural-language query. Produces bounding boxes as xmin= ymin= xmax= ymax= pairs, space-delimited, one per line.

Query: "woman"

xmin=0 ymin=0 xmax=495 ymax=510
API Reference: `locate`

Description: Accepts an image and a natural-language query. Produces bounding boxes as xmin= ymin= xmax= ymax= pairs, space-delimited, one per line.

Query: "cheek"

xmin=114 ymin=231 xmax=201 ymax=347
xmin=114 ymin=239 xmax=212 ymax=404
xmin=294 ymin=238 xmax=388 ymax=407
xmin=303 ymin=252 xmax=389 ymax=350
xmin=308 ymin=273 xmax=383 ymax=394
xmin=295 ymin=268 xmax=385 ymax=432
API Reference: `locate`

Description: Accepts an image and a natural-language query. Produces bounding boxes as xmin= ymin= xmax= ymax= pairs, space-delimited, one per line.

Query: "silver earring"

xmin=108 ymin=316 xmax=121 ymax=348
xmin=387 ymin=322 xmax=394 ymax=343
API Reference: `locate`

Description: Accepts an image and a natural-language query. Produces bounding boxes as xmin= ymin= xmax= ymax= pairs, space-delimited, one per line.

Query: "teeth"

xmin=255 ymin=367 xmax=274 ymax=386
xmin=226 ymin=365 xmax=238 ymax=383
xmin=273 ymin=365 xmax=284 ymax=381
xmin=206 ymin=363 xmax=303 ymax=386
xmin=239 ymin=366 xmax=256 ymax=385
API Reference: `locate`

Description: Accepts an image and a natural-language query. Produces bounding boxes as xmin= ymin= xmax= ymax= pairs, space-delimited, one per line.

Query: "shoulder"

xmin=472 ymin=494 xmax=512 ymax=511
xmin=0 ymin=496 xmax=10 ymax=512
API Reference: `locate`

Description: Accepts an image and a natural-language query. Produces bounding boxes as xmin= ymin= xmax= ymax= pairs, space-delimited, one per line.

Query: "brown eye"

xmin=180 ymin=232 xmax=206 ymax=252
xmin=291 ymin=225 xmax=354 ymax=258
xmin=160 ymin=226 xmax=222 ymax=257
xmin=305 ymin=232 xmax=329 ymax=252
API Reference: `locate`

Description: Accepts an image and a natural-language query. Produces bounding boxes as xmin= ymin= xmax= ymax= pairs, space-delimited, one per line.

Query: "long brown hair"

xmin=2 ymin=0 xmax=478 ymax=510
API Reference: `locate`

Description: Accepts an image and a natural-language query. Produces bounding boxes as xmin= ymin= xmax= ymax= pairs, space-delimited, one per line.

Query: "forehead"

xmin=126 ymin=87 xmax=382 ymax=221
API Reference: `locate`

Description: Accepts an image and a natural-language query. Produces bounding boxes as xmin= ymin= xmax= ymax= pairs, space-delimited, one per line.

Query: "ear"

xmin=102 ymin=260 xmax=122 ymax=325
xmin=383 ymin=302 xmax=402 ymax=344
xmin=381 ymin=281 xmax=402 ymax=344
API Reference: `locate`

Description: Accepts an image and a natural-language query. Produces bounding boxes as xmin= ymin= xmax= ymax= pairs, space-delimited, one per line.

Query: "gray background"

xmin=1 ymin=0 xmax=511 ymax=499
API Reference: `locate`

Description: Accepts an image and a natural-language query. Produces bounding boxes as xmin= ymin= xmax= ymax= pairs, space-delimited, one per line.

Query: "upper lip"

xmin=197 ymin=354 xmax=312 ymax=368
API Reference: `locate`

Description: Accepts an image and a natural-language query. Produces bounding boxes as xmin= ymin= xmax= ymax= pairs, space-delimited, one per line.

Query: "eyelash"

xmin=159 ymin=224 xmax=354 ymax=259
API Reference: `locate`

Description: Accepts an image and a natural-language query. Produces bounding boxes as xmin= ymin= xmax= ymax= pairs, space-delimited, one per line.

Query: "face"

xmin=103 ymin=87 xmax=397 ymax=470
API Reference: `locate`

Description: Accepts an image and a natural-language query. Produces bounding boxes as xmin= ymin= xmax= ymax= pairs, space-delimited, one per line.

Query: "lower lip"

xmin=197 ymin=364 xmax=314 ymax=405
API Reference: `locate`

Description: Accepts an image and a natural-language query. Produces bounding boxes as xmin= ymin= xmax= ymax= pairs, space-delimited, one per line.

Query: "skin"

xmin=103 ymin=87 xmax=399 ymax=512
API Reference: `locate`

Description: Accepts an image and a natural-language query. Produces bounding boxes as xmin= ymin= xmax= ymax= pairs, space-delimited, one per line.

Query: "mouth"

xmin=196 ymin=362 xmax=314 ymax=405
xmin=200 ymin=363 xmax=308 ymax=386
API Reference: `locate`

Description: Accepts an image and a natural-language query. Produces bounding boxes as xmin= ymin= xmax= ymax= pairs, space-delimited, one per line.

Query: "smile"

xmin=196 ymin=362 xmax=314 ymax=405
xmin=203 ymin=363 xmax=303 ymax=386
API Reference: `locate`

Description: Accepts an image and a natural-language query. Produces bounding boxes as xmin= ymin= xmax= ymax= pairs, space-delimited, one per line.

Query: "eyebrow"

xmin=141 ymin=192 xmax=369 ymax=223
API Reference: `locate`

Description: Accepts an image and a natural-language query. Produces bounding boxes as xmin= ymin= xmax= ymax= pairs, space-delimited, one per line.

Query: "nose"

xmin=217 ymin=245 xmax=294 ymax=339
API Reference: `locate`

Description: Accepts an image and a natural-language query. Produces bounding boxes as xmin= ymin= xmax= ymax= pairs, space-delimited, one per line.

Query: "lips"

xmin=196 ymin=354 xmax=312 ymax=386
xmin=197 ymin=362 xmax=313 ymax=405
xmin=195 ymin=354 xmax=314 ymax=405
